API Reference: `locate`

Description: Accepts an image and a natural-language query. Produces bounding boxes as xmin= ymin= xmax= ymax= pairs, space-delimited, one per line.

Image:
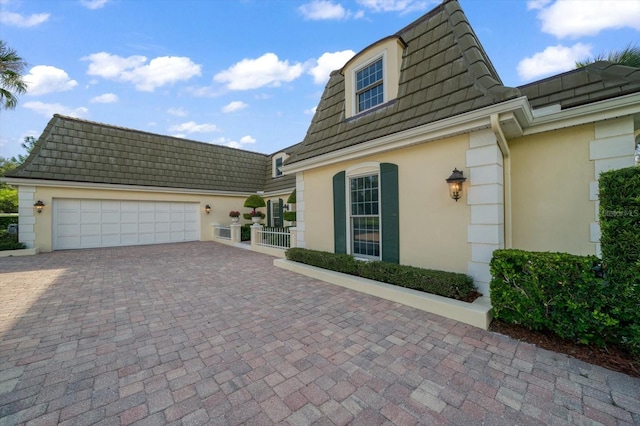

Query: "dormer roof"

xmin=287 ymin=0 xmax=520 ymax=164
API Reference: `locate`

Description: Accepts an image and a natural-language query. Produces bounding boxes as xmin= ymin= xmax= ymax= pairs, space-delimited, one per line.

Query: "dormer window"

xmin=356 ymin=58 xmax=384 ymax=113
xmin=272 ymin=152 xmax=288 ymax=178
xmin=341 ymin=36 xmax=406 ymax=119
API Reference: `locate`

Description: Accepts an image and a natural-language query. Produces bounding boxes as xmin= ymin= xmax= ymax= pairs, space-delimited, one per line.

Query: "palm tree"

xmin=576 ymin=43 xmax=640 ymax=68
xmin=0 ymin=40 xmax=27 ymax=110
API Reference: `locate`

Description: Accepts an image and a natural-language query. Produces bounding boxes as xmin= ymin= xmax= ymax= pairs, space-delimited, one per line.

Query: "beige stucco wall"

xmin=303 ymin=135 xmax=472 ymax=274
xmin=509 ymin=124 xmax=596 ymax=255
xmin=28 ymin=185 xmax=253 ymax=252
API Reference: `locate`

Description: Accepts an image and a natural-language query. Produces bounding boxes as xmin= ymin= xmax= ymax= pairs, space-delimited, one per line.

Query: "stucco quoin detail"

xmin=466 ymin=129 xmax=504 ymax=296
xmin=17 ymin=186 xmax=36 ymax=249
xmin=589 ymin=117 xmax=636 ymax=256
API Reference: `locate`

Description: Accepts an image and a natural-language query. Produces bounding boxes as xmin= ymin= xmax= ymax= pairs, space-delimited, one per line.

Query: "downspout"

xmin=490 ymin=114 xmax=512 ymax=249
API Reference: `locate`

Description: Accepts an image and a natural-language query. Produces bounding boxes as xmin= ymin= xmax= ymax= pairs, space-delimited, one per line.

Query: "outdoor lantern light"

xmin=205 ymin=205 xmax=211 ymax=214
xmin=34 ymin=200 xmax=45 ymax=213
xmin=446 ymin=168 xmax=466 ymax=202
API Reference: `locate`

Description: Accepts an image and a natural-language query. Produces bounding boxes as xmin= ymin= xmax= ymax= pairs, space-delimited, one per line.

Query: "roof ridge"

xmin=443 ymin=0 xmax=520 ymax=102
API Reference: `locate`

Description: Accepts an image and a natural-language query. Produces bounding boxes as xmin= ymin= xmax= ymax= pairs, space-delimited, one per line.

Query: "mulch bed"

xmin=490 ymin=320 xmax=639 ymax=378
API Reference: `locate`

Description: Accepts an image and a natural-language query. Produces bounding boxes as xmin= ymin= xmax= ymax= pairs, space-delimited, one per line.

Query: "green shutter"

xmin=380 ymin=163 xmax=399 ymax=264
xmin=267 ymin=200 xmax=272 ymax=226
xmin=278 ymin=198 xmax=284 ymax=227
xmin=333 ymin=171 xmax=347 ymax=254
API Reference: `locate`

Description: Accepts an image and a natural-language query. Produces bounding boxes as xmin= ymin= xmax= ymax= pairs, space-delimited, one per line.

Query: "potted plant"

xmin=244 ymin=194 xmax=266 ymax=224
xmin=229 ymin=210 xmax=240 ymax=223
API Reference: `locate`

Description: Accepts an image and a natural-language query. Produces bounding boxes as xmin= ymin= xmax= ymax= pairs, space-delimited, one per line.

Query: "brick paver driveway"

xmin=1 ymin=242 xmax=638 ymax=425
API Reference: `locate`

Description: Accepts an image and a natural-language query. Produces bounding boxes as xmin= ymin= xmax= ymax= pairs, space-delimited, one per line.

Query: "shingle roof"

xmin=286 ymin=0 xmax=520 ymax=164
xmin=6 ymin=114 xmax=271 ymax=193
xmin=263 ymin=142 xmax=301 ymax=194
xmin=518 ymin=61 xmax=640 ymax=110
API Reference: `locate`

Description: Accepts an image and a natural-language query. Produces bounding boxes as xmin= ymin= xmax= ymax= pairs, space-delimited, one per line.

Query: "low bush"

xmin=0 ymin=215 xmax=18 ymax=230
xmin=0 ymin=229 xmax=25 ymax=251
xmin=241 ymin=224 xmax=251 ymax=241
xmin=490 ymin=249 xmax=626 ymax=349
xmin=285 ymin=248 xmax=475 ymax=301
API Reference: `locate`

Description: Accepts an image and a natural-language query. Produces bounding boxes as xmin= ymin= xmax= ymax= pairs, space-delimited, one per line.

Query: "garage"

xmin=53 ymin=199 xmax=199 ymax=250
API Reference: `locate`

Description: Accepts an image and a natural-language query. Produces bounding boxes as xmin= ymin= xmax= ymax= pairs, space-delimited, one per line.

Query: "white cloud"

xmin=517 ymin=43 xmax=592 ymax=81
xmin=83 ymin=52 xmax=201 ymax=91
xmin=80 ymin=0 xmax=110 ymax=9
xmin=168 ymin=121 xmax=219 ymax=134
xmin=212 ymin=135 xmax=256 ymax=149
xmin=532 ymin=0 xmax=640 ymax=38
xmin=304 ymin=106 xmax=318 ymax=115
xmin=0 ymin=10 xmax=49 ymax=27
xmin=167 ymin=107 xmax=188 ymax=117
xmin=299 ymin=0 xmax=348 ymax=20
xmin=526 ymin=0 xmax=551 ymax=10
xmin=24 ymin=65 xmax=78 ymax=96
xmin=308 ymin=50 xmax=356 ymax=84
xmin=356 ymin=0 xmax=431 ymax=14
xmin=214 ymin=53 xmax=304 ymax=91
xmin=23 ymin=101 xmax=88 ymax=118
xmin=222 ymin=101 xmax=248 ymax=113
xmin=89 ymin=93 xmax=118 ymax=103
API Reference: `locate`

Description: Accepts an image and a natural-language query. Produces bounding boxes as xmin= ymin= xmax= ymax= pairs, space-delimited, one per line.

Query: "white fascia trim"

xmin=282 ymin=97 xmax=531 ymax=174
xmin=1 ymin=178 xmax=256 ymax=197
xmin=524 ymin=92 xmax=640 ymax=136
xmin=263 ymin=187 xmax=296 ymax=198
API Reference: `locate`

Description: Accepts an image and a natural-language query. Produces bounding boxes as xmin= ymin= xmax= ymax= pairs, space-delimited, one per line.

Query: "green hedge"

xmin=490 ymin=250 xmax=617 ymax=346
xmin=598 ymin=166 xmax=640 ymax=353
xmin=490 ymin=166 xmax=640 ymax=353
xmin=286 ymin=248 xmax=475 ymax=301
xmin=0 ymin=215 xmax=18 ymax=229
xmin=0 ymin=230 xmax=25 ymax=251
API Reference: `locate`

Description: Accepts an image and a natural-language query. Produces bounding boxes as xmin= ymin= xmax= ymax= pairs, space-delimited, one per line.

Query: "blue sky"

xmin=1 ymin=0 xmax=639 ymax=160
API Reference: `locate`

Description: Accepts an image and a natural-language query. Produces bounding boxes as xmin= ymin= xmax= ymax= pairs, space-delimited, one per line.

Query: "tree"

xmin=0 ymin=157 xmax=19 ymax=213
xmin=0 ymin=40 xmax=28 ymax=110
xmin=12 ymin=135 xmax=37 ymax=164
xmin=576 ymin=43 xmax=640 ymax=68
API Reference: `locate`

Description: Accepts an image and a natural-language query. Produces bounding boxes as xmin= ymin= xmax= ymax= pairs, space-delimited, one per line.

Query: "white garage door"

xmin=53 ymin=199 xmax=200 ymax=250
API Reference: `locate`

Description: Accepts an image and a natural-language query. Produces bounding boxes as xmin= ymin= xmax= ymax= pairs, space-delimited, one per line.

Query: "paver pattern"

xmin=1 ymin=242 xmax=638 ymax=425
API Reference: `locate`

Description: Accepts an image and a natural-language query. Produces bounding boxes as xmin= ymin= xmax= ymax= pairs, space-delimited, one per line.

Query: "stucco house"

xmin=5 ymin=0 xmax=639 ymax=298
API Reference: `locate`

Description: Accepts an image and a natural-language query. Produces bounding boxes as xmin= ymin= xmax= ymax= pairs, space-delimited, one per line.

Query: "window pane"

xmin=349 ymin=174 xmax=380 ymax=259
xmin=356 ymin=59 xmax=384 ymax=113
xmin=352 ymin=217 xmax=380 ymax=257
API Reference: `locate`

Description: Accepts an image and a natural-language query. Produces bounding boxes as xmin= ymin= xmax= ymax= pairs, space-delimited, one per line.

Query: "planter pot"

xmin=231 ymin=217 xmax=239 ymax=223
xmin=251 ymin=216 xmax=262 ymax=224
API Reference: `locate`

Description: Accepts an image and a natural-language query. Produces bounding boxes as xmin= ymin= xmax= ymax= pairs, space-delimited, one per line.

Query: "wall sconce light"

xmin=34 ymin=200 xmax=45 ymax=213
xmin=446 ymin=169 xmax=466 ymax=202
xmin=205 ymin=205 xmax=211 ymax=214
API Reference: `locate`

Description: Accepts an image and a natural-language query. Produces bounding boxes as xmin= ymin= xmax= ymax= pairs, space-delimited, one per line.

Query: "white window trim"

xmin=345 ymin=162 xmax=382 ymax=260
xmin=351 ymin=52 xmax=387 ymax=117
xmin=272 ymin=152 xmax=288 ymax=178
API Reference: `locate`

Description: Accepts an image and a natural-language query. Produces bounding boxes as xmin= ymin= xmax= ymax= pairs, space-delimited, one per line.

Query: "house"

xmin=5 ymin=0 xmax=639 ymax=298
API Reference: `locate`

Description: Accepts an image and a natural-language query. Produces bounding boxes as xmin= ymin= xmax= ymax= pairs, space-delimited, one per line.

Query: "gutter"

xmin=490 ymin=114 xmax=512 ymax=249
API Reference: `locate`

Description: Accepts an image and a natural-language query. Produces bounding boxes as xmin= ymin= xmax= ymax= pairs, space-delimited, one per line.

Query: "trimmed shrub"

xmin=599 ymin=166 xmax=640 ymax=353
xmin=241 ymin=224 xmax=251 ymax=241
xmin=287 ymin=189 xmax=296 ymax=204
xmin=490 ymin=250 xmax=615 ymax=346
xmin=0 ymin=230 xmax=25 ymax=251
xmin=283 ymin=211 xmax=296 ymax=222
xmin=286 ymin=248 xmax=475 ymax=301
xmin=0 ymin=215 xmax=18 ymax=229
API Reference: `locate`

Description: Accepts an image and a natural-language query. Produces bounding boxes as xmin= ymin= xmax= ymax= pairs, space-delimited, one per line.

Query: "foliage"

xmin=598 ymin=166 xmax=640 ymax=353
xmin=241 ymin=224 xmax=251 ymax=241
xmin=11 ymin=136 xmax=37 ymax=164
xmin=489 ymin=250 xmax=617 ymax=345
xmin=287 ymin=189 xmax=296 ymax=204
xmin=0 ymin=229 xmax=25 ymax=251
xmin=0 ymin=156 xmax=19 ymax=213
xmin=0 ymin=40 xmax=28 ymax=110
xmin=243 ymin=194 xmax=266 ymax=211
xmin=283 ymin=211 xmax=296 ymax=222
xmin=576 ymin=43 xmax=640 ymax=68
xmin=0 ymin=215 xmax=18 ymax=229
xmin=250 ymin=210 xmax=264 ymax=218
xmin=228 ymin=210 xmax=240 ymax=217
xmin=286 ymin=248 xmax=476 ymax=301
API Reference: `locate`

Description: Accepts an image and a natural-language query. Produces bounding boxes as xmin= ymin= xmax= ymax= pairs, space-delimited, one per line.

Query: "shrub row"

xmin=0 ymin=215 xmax=18 ymax=230
xmin=598 ymin=166 xmax=640 ymax=353
xmin=0 ymin=230 xmax=25 ymax=251
xmin=285 ymin=248 xmax=475 ymax=301
xmin=489 ymin=250 xmax=619 ymax=347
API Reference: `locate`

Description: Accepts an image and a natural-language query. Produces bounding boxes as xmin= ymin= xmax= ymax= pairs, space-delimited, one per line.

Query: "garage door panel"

xmin=54 ymin=199 xmax=199 ymax=250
